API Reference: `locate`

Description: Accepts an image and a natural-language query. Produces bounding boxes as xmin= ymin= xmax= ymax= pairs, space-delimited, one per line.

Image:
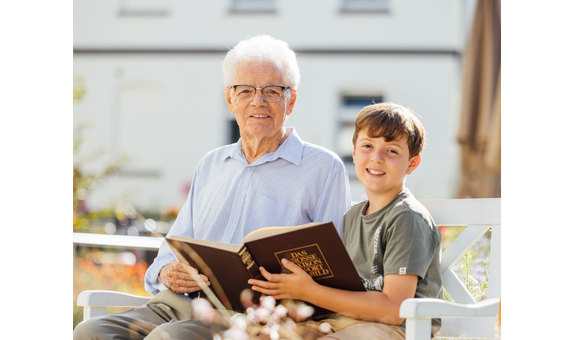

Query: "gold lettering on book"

xmin=275 ymin=244 xmax=333 ymax=280
xmin=239 ymin=246 xmax=255 ymax=269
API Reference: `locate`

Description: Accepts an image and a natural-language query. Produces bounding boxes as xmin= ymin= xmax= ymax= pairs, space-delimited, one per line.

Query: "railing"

xmin=73 ymin=232 xmax=164 ymax=250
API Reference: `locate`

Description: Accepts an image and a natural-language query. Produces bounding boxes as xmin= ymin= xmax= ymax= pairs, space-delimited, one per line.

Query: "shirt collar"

xmin=221 ymin=127 xmax=304 ymax=166
xmin=272 ymin=127 xmax=304 ymax=166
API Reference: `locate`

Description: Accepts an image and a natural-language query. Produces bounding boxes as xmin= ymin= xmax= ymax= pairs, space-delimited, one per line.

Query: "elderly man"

xmin=74 ymin=35 xmax=351 ymax=340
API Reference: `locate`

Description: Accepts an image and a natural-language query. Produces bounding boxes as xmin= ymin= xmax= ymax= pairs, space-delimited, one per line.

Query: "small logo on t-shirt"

xmin=399 ymin=267 xmax=407 ymax=275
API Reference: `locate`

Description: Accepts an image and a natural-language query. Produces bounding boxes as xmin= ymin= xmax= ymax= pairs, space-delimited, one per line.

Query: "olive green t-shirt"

xmin=342 ymin=188 xmax=442 ymax=333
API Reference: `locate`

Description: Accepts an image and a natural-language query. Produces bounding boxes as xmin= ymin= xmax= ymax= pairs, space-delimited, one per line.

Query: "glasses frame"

xmin=231 ymin=84 xmax=291 ymax=101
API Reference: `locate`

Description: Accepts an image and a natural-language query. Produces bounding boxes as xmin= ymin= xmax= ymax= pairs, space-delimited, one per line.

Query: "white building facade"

xmin=74 ymin=0 xmax=476 ymax=212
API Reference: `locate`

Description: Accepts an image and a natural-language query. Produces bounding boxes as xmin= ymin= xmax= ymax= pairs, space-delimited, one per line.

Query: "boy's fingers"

xmin=249 ymin=279 xmax=277 ymax=289
xmin=258 ymin=266 xmax=277 ymax=281
xmin=281 ymin=258 xmax=305 ymax=274
xmin=252 ymin=287 xmax=288 ymax=300
xmin=252 ymin=285 xmax=281 ymax=297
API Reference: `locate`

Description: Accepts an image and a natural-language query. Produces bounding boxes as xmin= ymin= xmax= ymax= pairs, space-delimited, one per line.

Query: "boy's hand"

xmin=248 ymin=258 xmax=316 ymax=301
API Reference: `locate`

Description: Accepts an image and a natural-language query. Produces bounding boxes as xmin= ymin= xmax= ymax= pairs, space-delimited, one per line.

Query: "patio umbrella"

xmin=456 ymin=0 xmax=501 ymax=198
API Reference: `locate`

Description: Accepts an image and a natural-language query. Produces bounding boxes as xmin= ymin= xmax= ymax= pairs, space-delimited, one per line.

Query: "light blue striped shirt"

xmin=145 ymin=128 xmax=352 ymax=295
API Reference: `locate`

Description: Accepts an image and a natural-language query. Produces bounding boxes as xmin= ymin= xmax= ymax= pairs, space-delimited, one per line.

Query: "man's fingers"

xmin=171 ymin=262 xmax=199 ymax=274
xmin=170 ymin=285 xmax=203 ymax=294
xmin=168 ymin=278 xmax=210 ymax=288
xmin=168 ymin=277 xmax=200 ymax=286
xmin=164 ymin=261 xmax=209 ymax=293
xmin=168 ymin=273 xmax=211 ymax=284
xmin=168 ymin=270 xmax=205 ymax=280
xmin=167 ymin=271 xmax=187 ymax=280
xmin=167 ymin=265 xmax=206 ymax=282
xmin=167 ymin=277 xmax=211 ymax=294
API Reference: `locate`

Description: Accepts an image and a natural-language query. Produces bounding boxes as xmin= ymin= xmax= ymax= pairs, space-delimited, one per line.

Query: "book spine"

xmin=238 ymin=245 xmax=262 ymax=279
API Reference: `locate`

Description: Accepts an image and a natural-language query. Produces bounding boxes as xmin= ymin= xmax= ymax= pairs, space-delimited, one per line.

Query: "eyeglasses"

xmin=231 ymin=85 xmax=290 ymax=101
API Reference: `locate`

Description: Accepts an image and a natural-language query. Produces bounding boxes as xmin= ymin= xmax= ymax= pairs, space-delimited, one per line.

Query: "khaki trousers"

xmin=317 ymin=315 xmax=406 ymax=340
xmin=73 ymin=290 xmax=226 ymax=340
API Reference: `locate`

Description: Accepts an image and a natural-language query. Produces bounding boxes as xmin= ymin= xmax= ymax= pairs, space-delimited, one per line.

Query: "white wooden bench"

xmin=77 ymin=198 xmax=501 ymax=339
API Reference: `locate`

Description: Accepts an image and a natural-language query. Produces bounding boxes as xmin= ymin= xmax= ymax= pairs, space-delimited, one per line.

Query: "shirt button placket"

xmin=226 ymin=166 xmax=254 ymax=241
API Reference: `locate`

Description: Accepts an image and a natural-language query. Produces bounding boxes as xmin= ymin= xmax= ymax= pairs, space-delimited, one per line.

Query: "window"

xmin=229 ymin=0 xmax=276 ymax=14
xmin=336 ymin=93 xmax=384 ymax=167
xmin=118 ymin=0 xmax=169 ymax=17
xmin=228 ymin=120 xmax=241 ymax=144
xmin=340 ymin=0 xmax=390 ymax=13
xmin=342 ymin=95 xmax=383 ymax=107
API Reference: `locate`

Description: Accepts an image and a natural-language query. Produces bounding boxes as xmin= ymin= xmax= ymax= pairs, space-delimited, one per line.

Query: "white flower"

xmin=318 ymin=322 xmax=332 ymax=333
xmin=274 ymin=304 xmax=288 ymax=318
xmin=191 ymin=298 xmax=216 ymax=324
xmin=256 ymin=306 xmax=272 ymax=321
xmin=262 ymin=296 xmax=276 ymax=311
xmin=296 ymin=304 xmax=314 ymax=319
xmin=230 ymin=313 xmax=248 ymax=330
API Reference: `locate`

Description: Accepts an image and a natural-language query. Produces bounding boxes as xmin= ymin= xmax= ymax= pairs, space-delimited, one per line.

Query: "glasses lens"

xmin=235 ymin=86 xmax=256 ymax=99
xmin=263 ymin=86 xmax=284 ymax=99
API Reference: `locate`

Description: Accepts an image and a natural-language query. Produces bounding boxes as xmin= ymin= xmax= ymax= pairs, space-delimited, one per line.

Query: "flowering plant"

xmin=191 ymin=292 xmax=331 ymax=340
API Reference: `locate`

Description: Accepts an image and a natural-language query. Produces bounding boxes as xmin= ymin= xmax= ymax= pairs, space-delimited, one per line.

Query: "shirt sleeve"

xmin=144 ymin=173 xmax=197 ymax=295
xmin=312 ymin=157 xmax=352 ymax=236
xmin=382 ymin=212 xmax=439 ymax=278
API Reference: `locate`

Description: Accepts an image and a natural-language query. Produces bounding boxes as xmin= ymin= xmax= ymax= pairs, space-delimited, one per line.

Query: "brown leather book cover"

xmin=166 ymin=222 xmax=365 ymax=320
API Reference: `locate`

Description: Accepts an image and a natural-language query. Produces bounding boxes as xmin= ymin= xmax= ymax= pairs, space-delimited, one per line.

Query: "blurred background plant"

xmin=74 ymin=77 xmax=158 ymax=328
xmin=73 ymin=77 xmax=128 ymax=232
xmin=73 ymin=249 xmax=152 ymax=327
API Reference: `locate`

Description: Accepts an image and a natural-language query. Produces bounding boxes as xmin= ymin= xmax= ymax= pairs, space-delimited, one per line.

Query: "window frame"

xmin=340 ymin=0 xmax=391 ymax=14
xmin=229 ymin=0 xmax=277 ymax=14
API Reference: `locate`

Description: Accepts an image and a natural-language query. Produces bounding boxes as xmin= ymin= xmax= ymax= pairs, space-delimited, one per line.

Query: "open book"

xmin=166 ymin=221 xmax=365 ymax=320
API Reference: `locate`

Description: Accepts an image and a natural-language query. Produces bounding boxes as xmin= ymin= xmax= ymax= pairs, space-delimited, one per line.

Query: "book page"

xmin=242 ymin=222 xmax=322 ymax=243
xmin=169 ymin=235 xmax=242 ymax=253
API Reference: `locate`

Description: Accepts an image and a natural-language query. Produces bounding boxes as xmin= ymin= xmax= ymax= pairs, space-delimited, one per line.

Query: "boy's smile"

xmin=366 ymin=168 xmax=385 ymax=176
xmin=353 ymin=130 xmax=421 ymax=209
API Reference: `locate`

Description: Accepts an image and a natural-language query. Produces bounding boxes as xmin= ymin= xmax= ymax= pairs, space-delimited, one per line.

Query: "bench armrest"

xmin=400 ymin=298 xmax=499 ymax=319
xmin=78 ymin=290 xmax=153 ymax=307
xmin=77 ymin=290 xmax=153 ymax=321
xmin=399 ymin=298 xmax=500 ymax=340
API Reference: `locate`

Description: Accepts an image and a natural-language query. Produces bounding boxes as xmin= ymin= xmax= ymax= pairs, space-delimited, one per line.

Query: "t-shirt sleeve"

xmin=382 ymin=211 xmax=439 ymax=279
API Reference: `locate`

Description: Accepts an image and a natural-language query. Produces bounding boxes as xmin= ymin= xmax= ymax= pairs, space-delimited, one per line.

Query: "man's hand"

xmin=159 ymin=260 xmax=210 ymax=294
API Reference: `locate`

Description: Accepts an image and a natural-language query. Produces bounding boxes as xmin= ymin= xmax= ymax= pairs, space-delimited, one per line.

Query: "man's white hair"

xmin=222 ymin=35 xmax=301 ymax=90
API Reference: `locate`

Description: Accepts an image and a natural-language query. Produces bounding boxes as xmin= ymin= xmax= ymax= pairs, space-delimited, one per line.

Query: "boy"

xmin=249 ymin=103 xmax=442 ymax=339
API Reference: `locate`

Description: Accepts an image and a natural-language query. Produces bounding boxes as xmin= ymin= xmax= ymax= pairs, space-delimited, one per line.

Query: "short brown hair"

xmin=352 ymin=103 xmax=426 ymax=159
